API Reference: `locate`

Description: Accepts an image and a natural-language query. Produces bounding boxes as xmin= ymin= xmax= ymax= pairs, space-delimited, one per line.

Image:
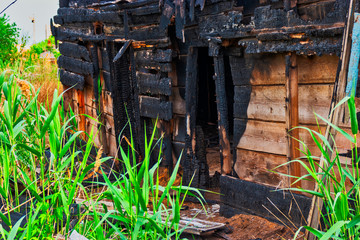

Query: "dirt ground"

xmin=181 ymin=202 xmax=295 ymax=240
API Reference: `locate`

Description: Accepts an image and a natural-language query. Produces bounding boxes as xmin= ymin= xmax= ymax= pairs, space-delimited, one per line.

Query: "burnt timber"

xmin=53 ymin=0 xmax=355 ymax=226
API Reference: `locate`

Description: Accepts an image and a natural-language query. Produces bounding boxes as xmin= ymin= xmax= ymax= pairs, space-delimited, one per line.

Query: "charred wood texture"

xmin=137 ymin=72 xmax=171 ymax=96
xmin=211 ymin=44 xmax=232 ymax=175
xmin=58 ymin=55 xmax=94 ymax=76
xmin=184 ymin=47 xmax=200 ymax=187
xmin=59 ymin=42 xmax=91 ymax=61
xmin=220 ymin=176 xmax=311 ymax=227
xmin=139 ymin=96 xmax=172 ymax=120
xmin=57 ymin=8 xmax=122 ymax=24
xmin=59 ymin=69 xmax=85 ymax=90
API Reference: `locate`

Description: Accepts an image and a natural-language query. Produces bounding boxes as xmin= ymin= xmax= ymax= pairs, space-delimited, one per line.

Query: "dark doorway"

xmin=196 ymin=48 xmax=219 ymax=178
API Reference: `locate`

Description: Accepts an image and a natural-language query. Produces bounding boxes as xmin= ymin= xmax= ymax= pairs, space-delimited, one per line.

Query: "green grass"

xmin=0 ymin=71 xmax=204 ymax=239
xmin=277 ymin=90 xmax=360 ymax=239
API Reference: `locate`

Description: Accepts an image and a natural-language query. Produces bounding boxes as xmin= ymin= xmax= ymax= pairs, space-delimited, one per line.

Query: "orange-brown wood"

xmin=76 ymin=89 xmax=86 ymax=140
xmin=286 ymin=52 xmax=301 ymax=188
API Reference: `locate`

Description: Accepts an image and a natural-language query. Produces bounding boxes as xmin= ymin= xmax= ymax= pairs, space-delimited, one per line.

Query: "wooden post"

xmin=210 ymin=40 xmax=232 ymax=175
xmin=97 ymin=46 xmax=109 ymax=155
xmin=76 ymin=89 xmax=86 ymax=140
xmin=184 ymin=47 xmax=198 ymax=185
xmin=285 ymin=52 xmax=301 ymax=188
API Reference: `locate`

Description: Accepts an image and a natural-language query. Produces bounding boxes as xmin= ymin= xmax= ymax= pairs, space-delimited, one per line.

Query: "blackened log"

xmin=53 ymin=15 xmax=64 ymax=25
xmin=101 ymin=48 xmax=110 ymax=72
xmin=139 ymin=96 xmax=172 ymax=120
xmin=59 ymin=42 xmax=91 ymax=61
xmin=57 ymin=56 xmax=94 ymax=76
xmin=199 ymin=12 xmax=243 ymax=38
xmin=56 ymin=28 xmax=106 ymax=42
xmin=57 ymin=8 xmax=122 ymax=23
xmin=220 ymin=176 xmax=310 ymax=227
xmin=134 ymin=49 xmax=172 ymax=63
xmin=59 ymin=69 xmax=85 ymax=90
xmin=113 ymin=40 xmax=132 ymax=63
xmin=184 ymin=47 xmax=198 ymax=186
xmin=175 ymin=0 xmax=185 ymax=41
xmin=103 ymin=71 xmax=112 ymax=92
xmin=136 ymin=62 xmax=172 ymax=72
xmin=210 ymin=42 xmax=232 ymax=175
xmin=128 ymin=4 xmax=160 ymax=15
xmin=137 ymin=72 xmax=171 ymax=96
xmin=129 ymin=26 xmax=167 ymax=41
xmin=160 ymin=0 xmax=175 ymax=30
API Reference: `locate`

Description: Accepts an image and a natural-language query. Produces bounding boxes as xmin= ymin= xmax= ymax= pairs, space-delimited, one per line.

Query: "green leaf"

xmin=320 ymin=220 xmax=347 ymax=240
xmin=348 ymin=95 xmax=358 ymax=135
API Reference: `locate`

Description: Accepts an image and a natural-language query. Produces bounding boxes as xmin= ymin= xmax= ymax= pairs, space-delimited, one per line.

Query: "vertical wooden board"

xmin=170 ymin=87 xmax=186 ymax=115
xmin=103 ymin=90 xmax=114 ymax=116
xmin=234 ymin=149 xmax=288 ymax=188
xmin=172 ymin=115 xmax=186 ymax=143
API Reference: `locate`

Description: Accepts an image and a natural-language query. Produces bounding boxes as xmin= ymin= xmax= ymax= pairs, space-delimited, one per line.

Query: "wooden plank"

xmin=59 ymin=42 xmax=91 ymax=61
xmin=236 ymin=119 xmax=359 ymax=162
xmin=249 ymin=54 xmax=338 ymax=86
xmin=234 ymin=84 xmax=334 ymax=124
xmin=286 ymin=53 xmax=301 ymax=188
xmin=137 ymin=72 xmax=172 ymax=96
xmin=139 ymin=96 xmax=172 ymax=120
xmin=76 ymin=89 xmax=86 ymax=140
xmin=59 ymin=69 xmax=85 ymax=90
xmin=233 ymin=149 xmax=288 ymax=188
xmin=58 ymin=55 xmax=94 ymax=76
xmin=134 ymin=49 xmax=172 ymax=63
xmin=83 ymin=85 xmax=114 ymax=116
xmin=170 ymin=87 xmax=186 ymax=115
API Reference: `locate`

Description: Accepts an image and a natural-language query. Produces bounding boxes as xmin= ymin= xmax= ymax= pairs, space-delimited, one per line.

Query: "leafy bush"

xmin=279 ymin=93 xmax=360 ymax=239
xmin=0 ymin=15 xmax=19 ymax=66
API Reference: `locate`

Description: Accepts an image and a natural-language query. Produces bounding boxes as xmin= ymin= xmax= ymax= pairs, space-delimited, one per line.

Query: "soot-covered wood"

xmin=137 ymin=72 xmax=172 ymax=96
xmin=139 ymin=96 xmax=172 ymax=120
xmin=58 ymin=55 xmax=94 ymax=76
xmin=59 ymin=69 xmax=85 ymax=90
xmin=59 ymin=42 xmax=91 ymax=61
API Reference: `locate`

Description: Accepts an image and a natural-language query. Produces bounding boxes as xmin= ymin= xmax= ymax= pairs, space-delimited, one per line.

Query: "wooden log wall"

xmin=53 ymin=0 xmax=352 ymax=191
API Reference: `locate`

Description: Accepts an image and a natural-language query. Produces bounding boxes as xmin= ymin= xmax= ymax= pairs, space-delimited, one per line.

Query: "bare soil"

xmin=181 ymin=202 xmax=294 ymax=240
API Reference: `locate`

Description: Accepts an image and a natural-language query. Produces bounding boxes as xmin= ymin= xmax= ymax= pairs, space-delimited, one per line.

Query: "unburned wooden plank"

xmin=139 ymin=96 xmax=172 ymax=120
xmin=249 ymin=54 xmax=337 ymax=86
xmin=234 ymin=84 xmax=333 ymax=124
xmin=233 ymin=149 xmax=288 ymax=188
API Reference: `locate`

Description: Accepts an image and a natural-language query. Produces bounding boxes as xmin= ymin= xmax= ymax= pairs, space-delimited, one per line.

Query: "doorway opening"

xmin=196 ymin=48 xmax=219 ymax=180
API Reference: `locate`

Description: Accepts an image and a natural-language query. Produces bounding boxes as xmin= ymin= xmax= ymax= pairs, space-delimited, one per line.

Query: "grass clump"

xmin=0 ymin=71 xmax=204 ymax=239
xmin=278 ymin=92 xmax=360 ymax=239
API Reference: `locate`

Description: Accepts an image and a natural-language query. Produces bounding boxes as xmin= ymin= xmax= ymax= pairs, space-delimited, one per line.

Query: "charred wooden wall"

xmin=53 ymin=0 xmax=353 ymax=195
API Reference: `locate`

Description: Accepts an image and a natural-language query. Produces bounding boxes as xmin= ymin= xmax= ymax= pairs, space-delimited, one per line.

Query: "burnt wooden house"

xmin=52 ymin=0 xmax=356 ymax=225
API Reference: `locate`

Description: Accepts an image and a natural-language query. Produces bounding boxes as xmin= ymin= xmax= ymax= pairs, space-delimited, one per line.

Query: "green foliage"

xmin=0 ymin=71 xmax=204 ymax=239
xmin=278 ymin=93 xmax=360 ymax=239
xmin=0 ymin=15 xmax=19 ymax=66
